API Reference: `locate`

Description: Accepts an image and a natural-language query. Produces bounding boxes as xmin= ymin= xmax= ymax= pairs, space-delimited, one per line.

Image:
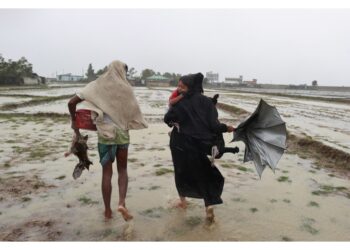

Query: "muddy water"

xmin=1 ymin=86 xmax=350 ymax=241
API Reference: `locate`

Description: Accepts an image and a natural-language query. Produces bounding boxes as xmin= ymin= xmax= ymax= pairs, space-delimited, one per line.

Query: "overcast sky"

xmin=1 ymin=9 xmax=350 ymax=86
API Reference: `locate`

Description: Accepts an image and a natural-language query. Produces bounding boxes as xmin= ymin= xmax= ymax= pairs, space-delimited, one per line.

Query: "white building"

xmin=56 ymin=73 xmax=84 ymax=82
xmin=206 ymin=71 xmax=219 ymax=84
xmin=225 ymin=75 xmax=243 ymax=85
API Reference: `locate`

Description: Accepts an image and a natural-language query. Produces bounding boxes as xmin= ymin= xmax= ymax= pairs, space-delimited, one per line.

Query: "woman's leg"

xmin=116 ymin=147 xmax=133 ymax=221
xmin=102 ymin=160 xmax=113 ymax=219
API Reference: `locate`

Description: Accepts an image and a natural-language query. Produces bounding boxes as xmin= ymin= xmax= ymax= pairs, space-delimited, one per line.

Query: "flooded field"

xmin=0 ymin=84 xmax=350 ymax=241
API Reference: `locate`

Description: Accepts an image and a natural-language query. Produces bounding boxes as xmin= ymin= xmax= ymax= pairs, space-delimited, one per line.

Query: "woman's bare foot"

xmin=173 ymin=197 xmax=187 ymax=209
xmin=118 ymin=205 xmax=133 ymax=221
xmin=174 ymin=200 xmax=187 ymax=209
xmin=206 ymin=206 xmax=215 ymax=223
xmin=104 ymin=209 xmax=113 ymax=220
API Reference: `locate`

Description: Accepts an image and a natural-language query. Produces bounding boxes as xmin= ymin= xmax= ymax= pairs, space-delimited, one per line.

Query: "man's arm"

xmin=68 ymin=95 xmax=83 ymax=134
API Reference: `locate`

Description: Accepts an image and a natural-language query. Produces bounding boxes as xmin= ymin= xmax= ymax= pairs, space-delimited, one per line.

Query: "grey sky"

xmin=1 ymin=9 xmax=350 ymax=86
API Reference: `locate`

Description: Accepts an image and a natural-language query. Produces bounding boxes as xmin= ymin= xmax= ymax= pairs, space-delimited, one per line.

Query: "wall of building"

xmin=146 ymin=81 xmax=170 ymax=87
xmin=22 ymin=77 xmax=40 ymax=85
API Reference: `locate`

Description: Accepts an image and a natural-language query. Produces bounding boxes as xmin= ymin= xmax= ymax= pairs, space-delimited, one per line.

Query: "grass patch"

xmin=33 ymin=181 xmax=46 ymax=190
xmin=277 ymin=176 xmax=291 ymax=183
xmin=0 ymin=112 xmax=69 ymax=123
xmin=128 ymin=158 xmax=138 ymax=163
xmin=5 ymin=140 xmax=17 ymax=143
xmin=216 ymin=102 xmax=249 ymax=116
xmin=149 ymin=185 xmax=161 ymax=190
xmin=238 ymin=166 xmax=249 ymax=172
xmin=301 ymin=220 xmax=319 ymax=235
xmin=140 ymin=207 xmax=165 ymax=218
xmin=153 ymin=164 xmax=162 ymax=168
xmin=283 ymin=199 xmax=291 ymax=203
xmin=29 ymin=150 xmax=51 ymax=160
xmin=55 ymin=175 xmax=66 ymax=180
xmin=0 ymin=94 xmax=73 ymax=111
xmin=78 ymin=196 xmax=99 ymax=205
xmin=221 ymin=163 xmax=233 ymax=169
xmin=21 ymin=197 xmax=31 ymax=202
xmin=155 ymin=168 xmax=174 ymax=176
xmin=312 ymin=184 xmax=349 ymax=197
xmin=250 ymin=208 xmax=258 ymax=213
xmin=232 ymin=197 xmax=246 ymax=202
xmin=185 ymin=216 xmax=202 ymax=228
xmin=308 ymin=201 xmax=320 ymax=207
xmin=149 ymin=147 xmax=166 ymax=151
xmin=281 ymin=236 xmax=293 ymax=241
xmin=287 ymin=133 xmax=350 ymax=171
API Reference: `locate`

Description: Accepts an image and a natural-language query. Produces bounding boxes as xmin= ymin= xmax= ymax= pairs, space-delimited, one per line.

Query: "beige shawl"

xmin=80 ymin=60 xmax=148 ymax=131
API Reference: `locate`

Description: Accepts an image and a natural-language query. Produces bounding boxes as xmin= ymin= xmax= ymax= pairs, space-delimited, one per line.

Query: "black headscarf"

xmin=180 ymin=73 xmax=204 ymax=95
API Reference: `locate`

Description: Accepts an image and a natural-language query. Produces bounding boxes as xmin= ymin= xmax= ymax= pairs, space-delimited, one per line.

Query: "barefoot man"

xmin=68 ymin=60 xmax=147 ymax=220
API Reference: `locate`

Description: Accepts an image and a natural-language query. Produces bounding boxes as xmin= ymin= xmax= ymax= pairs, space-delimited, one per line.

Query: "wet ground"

xmin=0 ymin=84 xmax=350 ymax=241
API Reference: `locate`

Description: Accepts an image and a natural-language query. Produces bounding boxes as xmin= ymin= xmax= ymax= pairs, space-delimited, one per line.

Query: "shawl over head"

xmin=80 ymin=60 xmax=148 ymax=130
xmin=180 ymin=73 xmax=204 ymax=95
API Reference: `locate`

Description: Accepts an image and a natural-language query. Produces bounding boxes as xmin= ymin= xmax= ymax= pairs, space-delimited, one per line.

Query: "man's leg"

xmin=102 ymin=160 xmax=113 ymax=219
xmin=116 ymin=147 xmax=133 ymax=221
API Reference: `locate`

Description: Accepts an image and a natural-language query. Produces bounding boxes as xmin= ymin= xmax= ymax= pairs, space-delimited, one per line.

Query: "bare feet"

xmin=172 ymin=197 xmax=187 ymax=209
xmin=118 ymin=205 xmax=133 ymax=221
xmin=206 ymin=206 xmax=215 ymax=223
xmin=104 ymin=209 xmax=113 ymax=220
xmin=174 ymin=200 xmax=187 ymax=209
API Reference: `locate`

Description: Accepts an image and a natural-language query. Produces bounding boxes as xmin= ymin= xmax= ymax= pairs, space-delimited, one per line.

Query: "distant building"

xmin=225 ymin=75 xmax=243 ymax=85
xmin=22 ymin=73 xmax=46 ymax=85
xmin=206 ymin=71 xmax=219 ymax=84
xmin=145 ymin=75 xmax=171 ymax=87
xmin=22 ymin=76 xmax=41 ymax=85
xmin=127 ymin=76 xmax=142 ymax=86
xmin=56 ymin=73 xmax=84 ymax=82
xmin=243 ymin=79 xmax=258 ymax=85
xmin=46 ymin=77 xmax=57 ymax=83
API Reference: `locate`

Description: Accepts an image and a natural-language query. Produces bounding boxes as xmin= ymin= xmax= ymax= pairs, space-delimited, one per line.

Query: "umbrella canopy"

xmin=232 ymin=99 xmax=287 ymax=177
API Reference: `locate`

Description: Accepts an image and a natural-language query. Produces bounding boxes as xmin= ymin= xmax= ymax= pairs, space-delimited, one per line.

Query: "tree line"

xmin=0 ymin=55 xmax=38 ymax=85
xmin=85 ymin=63 xmax=183 ymax=86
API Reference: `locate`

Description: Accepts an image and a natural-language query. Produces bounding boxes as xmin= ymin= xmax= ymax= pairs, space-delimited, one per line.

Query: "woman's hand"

xmin=227 ymin=125 xmax=236 ymax=133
